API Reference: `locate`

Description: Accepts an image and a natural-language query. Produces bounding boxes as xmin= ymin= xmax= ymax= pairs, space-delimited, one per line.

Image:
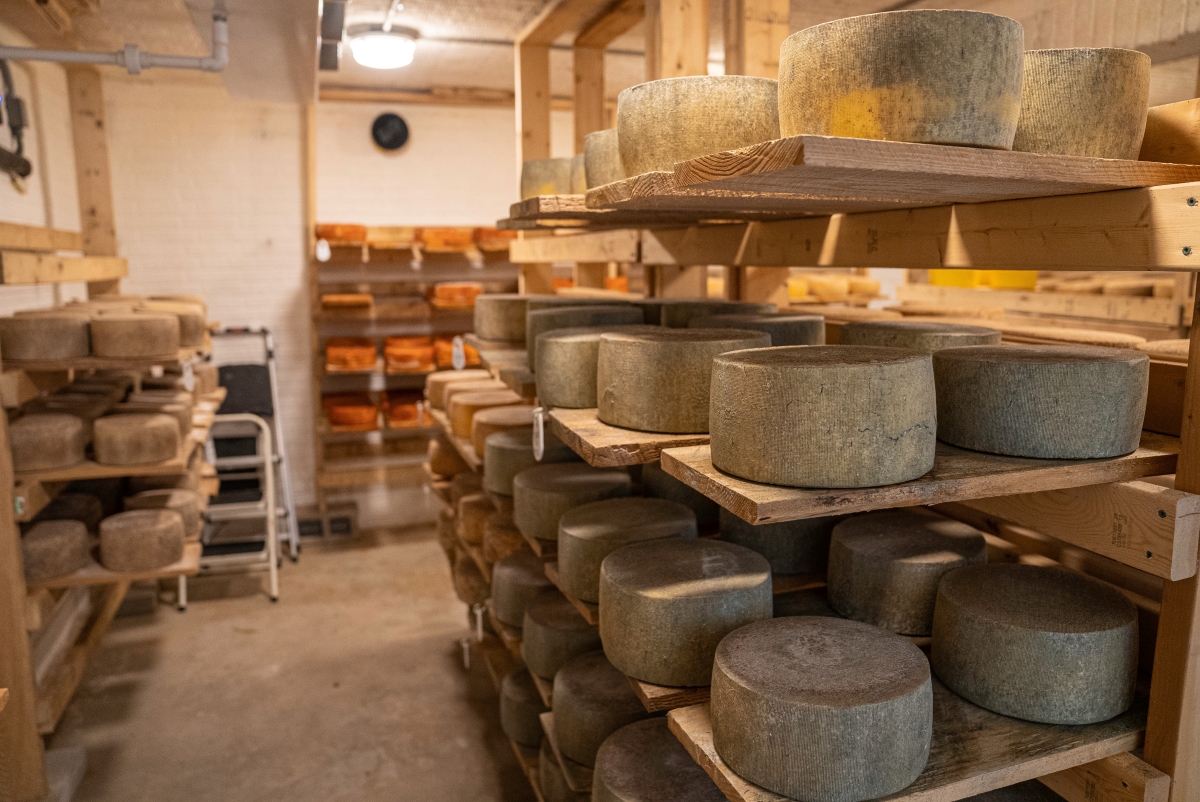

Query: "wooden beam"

xmin=65 ymin=67 xmax=120 ymax=297
xmin=516 ymin=43 xmax=553 ymax=164
xmin=573 ymin=46 xmax=606 ymax=153
xmin=642 ymin=225 xmax=748 ymax=265
xmin=576 ymin=0 xmax=644 ymax=48
xmin=518 ymin=0 xmax=614 ymax=46
xmin=319 ymin=85 xmax=516 ymax=107
xmin=0 ymin=223 xmax=82 ymax=253
xmin=0 ymin=253 xmax=126 ymax=286
xmin=519 ymin=263 xmax=556 ymax=295
xmin=22 ymin=0 xmax=72 ymax=33
xmin=653 ymin=0 xmax=708 ymax=78
xmin=897 ymin=283 xmax=1186 ymax=327
xmin=1141 ymin=97 xmax=1200 ymax=164
xmin=1040 ymin=752 xmax=1170 ymax=802
xmin=510 ymin=228 xmax=640 ymax=263
xmin=723 ymin=0 xmax=789 ymax=79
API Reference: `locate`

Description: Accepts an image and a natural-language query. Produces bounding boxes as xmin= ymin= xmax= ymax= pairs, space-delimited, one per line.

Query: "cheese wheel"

xmin=617 ymin=76 xmax=780 ymax=176
xmin=0 ymin=315 xmax=90 ymax=360
xmin=521 ymin=157 xmax=573 ymax=199
xmin=457 ymin=493 xmax=492 ymax=545
xmin=125 ymin=488 xmax=203 ymax=540
xmin=449 ymin=471 xmax=483 ymax=506
xmin=22 ymin=520 xmax=91 ymax=581
xmin=448 ymin=389 xmax=523 ymax=438
xmin=719 ymin=507 xmax=838 ymax=576
xmin=712 ymin=617 xmax=932 ymax=801
xmin=482 ymin=512 xmax=526 ymax=563
xmin=657 ymin=300 xmax=777 ymax=329
xmin=584 ymin=128 xmax=625 ymax=188
xmin=569 ymin=153 xmax=587 ymax=194
xmin=598 ymin=329 xmax=772 ymax=434
xmin=99 ymin=509 xmax=185 ymax=572
xmin=553 ymin=651 xmax=650 ymax=767
xmin=536 ymin=325 xmax=661 ymax=409
xmin=437 ymin=507 xmax=458 ymax=562
xmin=36 ymin=493 xmax=104 ymax=532
xmin=600 ymin=539 xmax=772 ymax=686
xmin=140 ymin=301 xmax=207 ymax=347
xmin=641 ymin=460 xmax=719 ymax=534
xmin=513 ymin=463 xmax=632 ymax=545
xmin=500 ymin=667 xmax=549 ymax=746
xmin=840 ymin=320 xmax=1001 ymax=354
xmin=452 ymin=552 xmax=489 ymax=605
xmin=1013 ymin=48 xmax=1149 ymax=159
xmin=522 ymin=588 xmax=602 ymax=679
xmin=93 ymin=414 xmax=180 ymax=465
xmin=483 ymin=429 xmax=579 ymax=497
xmin=10 ymin=414 xmax=86 ymax=472
xmin=473 ymin=295 xmax=529 ymax=342
xmin=441 ymin=380 xmax=509 ymax=412
xmin=933 ymin=564 xmax=1138 ymax=724
xmin=558 ymin=497 xmax=698 ymax=603
xmin=631 ymin=299 xmax=664 ymax=326
xmin=470 ymin=404 xmax=535 ymax=456
xmin=710 ymin=346 xmax=937 ymax=487
xmin=540 ymin=739 xmax=588 ymax=802
xmin=425 ymin=369 xmax=492 ymax=409
xmin=779 ymin=10 xmax=1024 ymax=148
xmin=111 ymin=401 xmax=193 ymax=437
xmin=491 ymin=550 xmax=553 ymax=628
xmin=933 ymin=345 xmax=1149 ymax=458
xmin=428 ymin=436 xmax=468 ymax=477
xmin=593 ymin=718 xmax=725 ymax=802
xmin=689 ymin=313 xmax=825 ymax=346
xmin=828 ymin=509 xmax=987 ymax=636
xmin=527 ymin=296 xmax=629 ymax=313
xmin=527 ymin=306 xmax=644 ymax=371
xmin=90 ymin=313 xmax=181 ymax=358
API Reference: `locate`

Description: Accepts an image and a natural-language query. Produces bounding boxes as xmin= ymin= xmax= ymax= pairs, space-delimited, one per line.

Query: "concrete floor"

xmin=48 ymin=526 xmax=535 ymax=802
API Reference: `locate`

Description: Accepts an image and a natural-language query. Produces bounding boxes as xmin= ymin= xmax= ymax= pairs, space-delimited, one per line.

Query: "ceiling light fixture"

xmin=349 ymin=25 xmax=418 ymax=69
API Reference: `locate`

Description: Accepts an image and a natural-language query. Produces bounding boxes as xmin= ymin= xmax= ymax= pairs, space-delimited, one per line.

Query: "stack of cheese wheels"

xmin=93 ymin=414 xmax=181 ymax=465
xmin=600 ymin=539 xmax=772 ymax=687
xmin=1014 ymin=48 xmax=1150 ymax=159
xmin=521 ymin=157 xmax=573 ymax=199
xmin=431 ymin=282 xmax=483 ymax=310
xmin=689 ymin=313 xmax=825 ymax=346
xmin=483 ymin=511 xmax=527 ymax=564
xmin=428 ymin=435 xmax=469 ymax=477
xmin=839 ymin=320 xmax=1001 ymax=353
xmin=37 ymin=492 xmax=104 ymax=532
xmin=125 ymin=489 xmax=203 ymax=540
xmin=448 ymin=389 xmax=523 ymax=438
xmin=713 ymin=617 xmax=932 ymax=800
xmin=500 ymin=667 xmax=549 ymax=746
xmin=641 ymin=461 xmax=719 ymax=534
xmin=513 ymin=463 xmax=631 ymax=548
xmin=492 ymin=550 xmax=554 ymax=628
xmin=425 ymin=369 xmax=491 ymax=409
xmin=569 ymin=153 xmax=587 ymax=194
xmin=441 ymin=379 xmax=508 ymax=413
xmin=0 ymin=314 xmax=91 ymax=360
xmin=553 ymin=651 xmax=651 ymax=766
xmin=483 ymin=429 xmax=578 ymax=497
xmin=22 ymin=520 xmax=92 ymax=582
xmin=10 ymin=414 xmax=87 ymax=472
xmin=593 ymin=719 xmax=726 ymax=802
xmin=112 ymin=401 xmax=193 ymax=437
xmin=526 ymin=305 xmax=644 ymax=370
xmin=932 ymin=564 xmax=1138 ymax=724
xmin=473 ymin=295 xmax=530 ymax=343
xmin=99 ymin=509 xmax=185 ymax=572
xmin=470 ymin=404 xmax=534 ymax=457
xmin=584 ymin=128 xmax=624 ymax=188
xmin=617 ymin=76 xmax=780 ymax=176
xmin=719 ymin=508 xmax=839 ymax=575
xmin=933 ymin=345 xmax=1149 ymax=458
xmin=522 ymin=588 xmax=603 ymax=680
xmin=828 ymin=509 xmax=987 ymax=635
xmin=91 ymin=313 xmax=181 ymax=358
xmin=323 ymin=393 xmax=377 ymax=430
xmin=452 ymin=552 xmax=489 ymax=606
xmin=779 ymin=10 xmax=1024 ymax=148
xmin=657 ymin=300 xmax=777 ymax=329
xmin=457 ymin=493 xmax=493 ymax=546
xmin=710 ymin=346 xmax=937 ymax=487
xmin=540 ymin=739 xmax=588 ymax=802
xmin=598 ymin=329 xmax=771 ymax=433
xmin=536 ymin=325 xmax=661 ymax=409
xmin=557 ymin=497 xmax=698 ymax=603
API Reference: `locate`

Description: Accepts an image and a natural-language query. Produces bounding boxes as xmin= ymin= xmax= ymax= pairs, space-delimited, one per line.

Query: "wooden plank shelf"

xmin=486 ymin=600 xmax=522 ymax=658
xmin=427 ymin=408 xmax=482 ymax=472
xmin=540 ymin=711 xmax=593 ymax=793
xmin=498 ymin=195 xmax=798 ymax=230
xmin=531 ymin=671 xmax=553 ymax=709
xmin=661 ymin=432 xmax=1181 ymax=525
xmin=668 ymin=684 xmax=1147 ymax=802
xmin=545 ymin=561 xmax=597 ymax=625
xmin=629 ymin=675 xmax=711 ymax=714
xmin=14 ymin=440 xmax=203 ymax=484
xmin=523 ymin=529 xmax=556 ymax=559
xmin=547 ymin=408 xmax=711 ymax=467
xmin=4 ymin=345 xmax=210 ymax=373
xmin=509 ymin=737 xmax=546 ymax=802
xmin=25 ymin=541 xmax=201 ymax=591
xmin=318 ymin=266 xmax=520 ymax=285
xmin=0 ymin=222 xmax=83 ymax=252
xmin=0 ymin=252 xmax=126 ymax=286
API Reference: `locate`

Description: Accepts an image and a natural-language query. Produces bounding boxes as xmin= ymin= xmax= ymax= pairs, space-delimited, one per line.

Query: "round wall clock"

xmin=371 ymin=112 xmax=409 ymax=150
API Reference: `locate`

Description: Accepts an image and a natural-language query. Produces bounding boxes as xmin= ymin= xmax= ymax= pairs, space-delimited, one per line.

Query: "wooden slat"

xmin=575 ymin=0 xmax=644 ymax=47
xmin=509 ymin=228 xmax=640 ymax=263
xmin=0 ymin=222 xmax=82 ymax=253
xmin=427 ymin=408 xmax=482 ymax=471
xmin=516 ymin=43 xmax=552 ymax=164
xmin=518 ymin=0 xmax=614 ymax=45
xmin=486 ymin=600 xmax=521 ymax=658
xmin=897 ymin=284 xmax=1185 ymax=327
xmin=653 ymin=0 xmax=708 ymax=78
xmin=1141 ymin=97 xmax=1200 ymax=165
xmin=14 ymin=441 xmax=201 ymax=485
xmin=0 ymin=368 xmax=70 ymax=409
xmin=545 ymin=561 xmax=598 ymax=625
xmin=628 ymin=674 xmax=710 ymax=712
xmin=539 ymin=711 xmax=593 ymax=792
xmin=0 ymin=252 xmax=127 ymax=285
xmin=1147 ymin=359 xmax=1187 ymax=437
xmin=547 ymin=408 xmax=711 ymax=467
xmin=66 ymin=66 xmax=121 ymax=298
xmin=573 ymin=45 xmax=606 ymax=153
xmin=1039 ymin=752 xmax=1170 ymax=802
xmin=641 ymin=225 xmax=751 ymax=266
xmin=0 ymin=687 xmax=8 ymax=713
xmin=2 ymin=345 xmax=209 ymax=373
xmin=723 ymin=0 xmax=789 ymax=79
xmin=24 ymin=541 xmax=201 ymax=591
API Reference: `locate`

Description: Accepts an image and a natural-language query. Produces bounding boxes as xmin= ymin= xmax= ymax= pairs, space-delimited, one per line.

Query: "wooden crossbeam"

xmin=0 ymin=223 xmax=82 ymax=253
xmin=0 ymin=252 xmax=127 ymax=285
xmin=575 ymin=0 xmax=644 ymax=47
xmin=518 ymin=0 xmax=614 ymax=46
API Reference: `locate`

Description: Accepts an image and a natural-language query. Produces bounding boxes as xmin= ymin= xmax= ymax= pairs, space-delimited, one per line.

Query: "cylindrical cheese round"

xmin=521 ymin=157 xmax=573 ymax=199
xmin=513 ymin=463 xmax=631 ymax=545
xmin=449 ymin=471 xmax=483 ymax=506
xmin=617 ymin=76 xmax=780 ymax=176
xmin=500 ymin=667 xmax=549 ymax=747
xmin=570 ymin=153 xmax=587 ymax=194
xmin=779 ymin=10 xmax=1024 ymax=148
xmin=90 ymin=313 xmax=181 ymax=358
xmin=437 ymin=507 xmax=458 ymax=563
xmin=719 ymin=507 xmax=838 ymax=575
xmin=452 ymin=552 xmax=489 ymax=606
xmin=428 ymin=435 xmax=469 ymax=477
xmin=584 ymin=128 xmax=625 ymax=188
xmin=473 ymin=295 xmax=528 ymax=343
xmin=425 ymin=369 xmax=492 ymax=409
xmin=491 ymin=550 xmax=553 ymax=628
xmin=10 ymin=413 xmax=87 ymax=472
xmin=558 ymin=497 xmax=697 ymax=603
xmin=111 ymin=401 xmax=193 ymax=438
xmin=527 ymin=296 xmax=629 ymax=313
xmin=125 ymin=488 xmax=203 ymax=540
xmin=933 ymin=345 xmax=1149 ymax=458
xmin=483 ymin=429 xmax=579 ymax=497
xmin=1013 ymin=48 xmax=1150 ymax=159
xmin=457 ymin=493 xmax=492 ymax=545
xmin=22 ymin=520 xmax=91 ymax=581
xmin=527 ymin=306 xmax=643 ymax=372
xmin=448 ymin=389 xmax=523 ymax=438
xmin=553 ymin=650 xmax=650 ymax=767
xmin=36 ymin=492 xmax=104 ymax=532
xmin=93 ymin=413 xmax=181 ymax=465
xmin=598 ymin=329 xmax=772 ymax=434
xmin=711 ymin=346 xmax=937 ymax=487
xmin=840 ymin=320 xmax=1001 ymax=354
xmin=522 ymin=588 xmax=602 ymax=680
xmin=641 ymin=460 xmax=719 ymax=534
xmin=482 ymin=512 xmax=527 ymax=564
xmin=0 ymin=314 xmax=90 ymax=360
xmin=600 ymin=539 xmax=772 ymax=687
xmin=99 ymin=509 xmax=185 ymax=572
xmin=441 ymin=379 xmax=508 ymax=412
xmin=140 ymin=301 xmax=207 ymax=347
xmin=470 ymin=404 xmax=534 ymax=456
xmin=689 ymin=313 xmax=825 ymax=346
xmin=540 ymin=739 xmax=588 ymax=802
xmin=712 ymin=617 xmax=932 ymax=801
xmin=595 ymin=720 xmax=725 ymax=802
xmin=658 ymin=300 xmax=777 ymax=329
xmin=536 ymin=325 xmax=661 ymax=409
xmin=828 ymin=510 xmax=987 ymax=636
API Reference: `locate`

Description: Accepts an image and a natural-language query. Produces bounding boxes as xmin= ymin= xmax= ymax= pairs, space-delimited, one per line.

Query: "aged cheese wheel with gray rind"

xmin=839 ymin=320 xmax=1001 ymax=354
xmin=90 ymin=313 xmax=181 ymax=358
xmin=778 ymin=10 xmax=1024 ymax=148
xmin=473 ymin=295 xmax=529 ymax=343
xmin=512 ymin=462 xmax=632 ymax=544
xmin=22 ymin=520 xmax=91 ymax=582
xmin=526 ymin=297 xmax=630 ymax=313
xmin=452 ymin=552 xmax=489 ymax=606
xmin=425 ymin=369 xmax=492 ymax=409
xmin=540 ymin=739 xmax=588 ymax=802
xmin=712 ymin=617 xmax=933 ymax=802
xmin=719 ymin=507 xmax=838 ymax=576
xmin=931 ymin=564 xmax=1138 ymax=725
xmin=483 ymin=429 xmax=579 ymax=497
xmin=93 ymin=414 xmax=180 ymax=466
xmin=598 ymin=329 xmax=772 ymax=434
xmin=569 ymin=153 xmax=587 ymax=194
xmin=711 ymin=346 xmax=937 ymax=487
xmin=553 ymin=650 xmax=651 ymax=767
xmin=592 ymin=718 xmax=726 ymax=802
xmin=526 ymin=305 xmax=644 ymax=371
xmin=641 ymin=460 xmax=719 ymax=534
xmin=933 ymin=345 xmax=1149 ymax=458
xmin=617 ymin=76 xmax=780 ymax=176
xmin=558 ymin=497 xmax=698 ymax=603
xmin=584 ymin=128 xmax=625 ymax=188
xmin=36 ymin=492 xmax=104 ymax=532
xmin=125 ymin=488 xmax=203 ymax=539
xmin=657 ymin=300 xmax=777 ymax=329
xmin=10 ymin=413 xmax=87 ymax=472
xmin=0 ymin=315 xmax=91 ymax=360
xmin=521 ymin=157 xmax=573 ymax=199
xmin=482 ymin=512 xmax=526 ymax=564
xmin=470 ymin=404 xmax=534 ymax=456
xmin=491 ymin=550 xmax=554 ymax=628
xmin=1013 ymin=48 xmax=1150 ymax=159
xmin=522 ymin=588 xmax=603 ymax=679
xmin=689 ymin=313 xmax=825 ymax=346
xmin=500 ymin=667 xmax=549 ymax=746
xmin=828 ymin=509 xmax=987 ymax=636
xmin=99 ymin=509 xmax=185 ymax=572
xmin=536 ymin=325 xmax=661 ymax=409
xmin=600 ymin=539 xmax=772 ymax=687
xmin=111 ymin=401 xmax=193 ymax=437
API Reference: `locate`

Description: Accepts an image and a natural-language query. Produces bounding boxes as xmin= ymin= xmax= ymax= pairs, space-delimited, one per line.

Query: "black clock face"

xmin=372 ymin=113 xmax=409 ymax=150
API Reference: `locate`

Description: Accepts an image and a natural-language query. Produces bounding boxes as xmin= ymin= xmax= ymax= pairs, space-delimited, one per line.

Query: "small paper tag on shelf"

xmin=182 ymin=362 xmax=195 ymax=392
xmin=451 ymin=335 xmax=466 ymax=371
xmin=532 ymin=406 xmax=545 ymax=461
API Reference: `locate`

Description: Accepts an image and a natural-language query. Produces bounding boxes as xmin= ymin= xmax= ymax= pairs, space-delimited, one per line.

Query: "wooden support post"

xmin=573 ymin=263 xmax=608 ymax=288
xmin=648 ymin=265 xmax=706 ymax=297
xmin=520 ymin=264 xmax=556 ymax=295
xmin=574 ymin=0 xmax=645 ymax=151
xmin=1040 ymin=752 xmax=1170 ymax=802
xmin=65 ymin=67 xmax=120 ymax=298
xmin=723 ymin=0 xmax=789 ymax=78
xmin=648 ymin=0 xmax=708 ymax=79
xmin=515 ymin=44 xmax=552 ymax=165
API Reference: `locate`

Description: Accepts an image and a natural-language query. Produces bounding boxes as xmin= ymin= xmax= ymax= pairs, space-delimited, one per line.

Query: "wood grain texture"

xmin=547 ymin=407 xmax=711 ymax=467
xmin=0 ymin=253 xmax=126 ymax=286
xmin=539 ymin=711 xmax=593 ymax=792
xmin=24 ymin=541 xmax=200 ymax=591
xmin=510 ymin=228 xmax=640 ymax=263
xmin=576 ymin=0 xmax=644 ymax=48
xmin=898 ymin=284 xmax=1183 ymax=327
xmin=544 ymin=561 xmax=598 ymax=625
xmin=659 ymin=433 xmax=1180 ymax=525
xmin=628 ymin=674 xmax=710 ymax=712
xmin=0 ymin=223 xmax=82 ymax=253
xmin=1039 ymin=752 xmax=1170 ymax=802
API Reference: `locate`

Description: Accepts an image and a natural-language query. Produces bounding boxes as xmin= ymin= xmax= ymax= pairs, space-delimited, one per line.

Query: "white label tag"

xmin=532 ymin=406 xmax=545 ymax=461
xmin=182 ymin=361 xmax=196 ymax=392
xmin=451 ymin=336 xmax=466 ymax=371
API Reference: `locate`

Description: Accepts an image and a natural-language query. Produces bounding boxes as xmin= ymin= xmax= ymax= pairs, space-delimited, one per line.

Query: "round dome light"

xmin=349 ymin=27 xmax=417 ymax=70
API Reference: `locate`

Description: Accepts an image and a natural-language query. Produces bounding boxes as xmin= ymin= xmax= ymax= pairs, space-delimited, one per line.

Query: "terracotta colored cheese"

xmin=10 ymin=413 xmax=87 ymax=472
xmin=36 ymin=493 xmax=104 ymax=532
xmin=22 ymin=520 xmax=91 ymax=582
xmin=99 ymin=509 xmax=185 ymax=572
xmin=710 ymin=346 xmax=937 ymax=487
xmin=526 ymin=305 xmax=643 ymax=371
xmin=491 ymin=550 xmax=554 ymax=628
xmin=93 ymin=413 xmax=181 ymax=466
xmin=593 ymin=718 xmax=725 ymax=802
xmin=839 ymin=320 xmax=1001 ymax=354
xmin=689 ymin=313 xmax=825 ymax=346
xmin=500 ymin=667 xmax=549 ymax=746
xmin=521 ymin=157 xmax=573 ymax=199
xmin=0 ymin=314 xmax=90 ymax=360
xmin=457 ymin=493 xmax=492 ymax=545
xmin=125 ymin=488 xmax=203 ymax=540
xmin=470 ymin=404 xmax=535 ymax=457
xmin=553 ymin=651 xmax=651 ymax=767
xmin=641 ymin=460 xmax=719 ymax=534
xmin=90 ymin=313 xmax=181 ymax=358
xmin=425 ymin=369 xmax=492 ymax=409
xmin=484 ymin=429 xmax=579 ymax=497
xmin=428 ymin=435 xmax=469 ymax=477
xmin=535 ymin=325 xmax=661 ymax=409
xmin=452 ymin=552 xmax=489 ymax=606
xmin=482 ymin=512 xmax=526 ymax=563
xmin=657 ymin=300 xmax=777 ymax=329
xmin=540 ymin=739 xmax=588 ymax=802
xmin=522 ymin=588 xmax=602 ymax=680
xmin=719 ymin=507 xmax=838 ymax=576
xmin=448 ymin=389 xmax=523 ymax=438
xmin=584 ymin=128 xmax=625 ymax=188
xmin=513 ymin=463 xmax=632 ymax=545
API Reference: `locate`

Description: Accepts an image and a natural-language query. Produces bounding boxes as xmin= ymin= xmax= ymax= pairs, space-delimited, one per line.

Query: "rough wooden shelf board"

xmin=500 ymin=194 xmax=801 ymax=228
xmin=0 ymin=252 xmax=126 ymax=286
xmin=508 ymin=736 xmax=546 ymax=802
xmin=5 ymin=345 xmax=210 ymax=373
xmin=427 ymin=408 xmax=482 ymax=472
xmin=547 ymin=408 xmax=711 ymax=467
xmin=629 ymin=675 xmax=711 ymax=713
xmin=544 ymin=561 xmax=598 ymax=625
xmin=521 ymin=529 xmax=556 ymax=558
xmin=25 ymin=541 xmax=202 ymax=591
xmin=539 ymin=711 xmax=593 ymax=793
xmin=485 ymin=599 xmax=522 ymax=658
xmin=14 ymin=441 xmax=203 ymax=484
xmin=0 ymin=221 xmax=83 ymax=252
xmin=0 ymin=687 xmax=8 ymax=713
xmin=530 ymin=671 xmax=553 ymax=709
xmin=661 ymin=432 xmax=1180 ymax=525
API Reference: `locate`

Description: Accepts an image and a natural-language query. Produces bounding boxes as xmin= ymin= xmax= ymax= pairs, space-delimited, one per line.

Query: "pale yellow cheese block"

xmin=584 ymin=128 xmax=625 ymax=188
xmin=99 ymin=509 xmax=184 ymax=572
xmin=425 ymin=369 xmax=492 ymax=409
xmin=521 ymin=158 xmax=573 ymax=199
xmin=448 ymin=389 xmax=523 ymax=438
